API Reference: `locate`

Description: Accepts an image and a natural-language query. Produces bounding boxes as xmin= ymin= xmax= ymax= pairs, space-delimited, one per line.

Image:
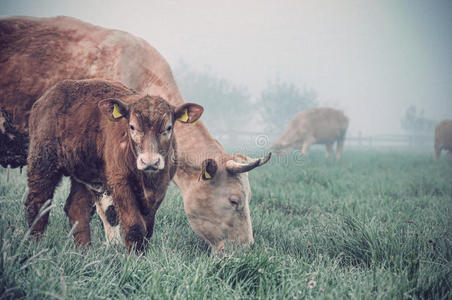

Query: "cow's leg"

xmin=301 ymin=137 xmax=315 ymax=156
xmin=64 ymin=179 xmax=95 ymax=246
xmin=95 ymin=193 xmax=121 ymax=245
xmin=434 ymin=142 xmax=442 ymax=160
xmin=336 ymin=137 xmax=345 ymax=161
xmin=325 ymin=143 xmax=334 ymax=158
xmin=25 ymin=152 xmax=62 ymax=237
xmin=112 ymin=184 xmax=147 ymax=252
xmin=144 ymin=212 xmax=156 ymax=241
xmin=143 ymin=197 xmax=164 ymax=240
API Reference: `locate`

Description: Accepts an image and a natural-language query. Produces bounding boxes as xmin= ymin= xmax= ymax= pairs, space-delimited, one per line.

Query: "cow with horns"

xmin=0 ymin=16 xmax=271 ymax=251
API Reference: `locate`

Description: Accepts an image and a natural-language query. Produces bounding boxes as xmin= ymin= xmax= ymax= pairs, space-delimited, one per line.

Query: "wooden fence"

xmin=346 ymin=134 xmax=434 ymax=148
xmin=211 ymin=130 xmax=434 ymax=150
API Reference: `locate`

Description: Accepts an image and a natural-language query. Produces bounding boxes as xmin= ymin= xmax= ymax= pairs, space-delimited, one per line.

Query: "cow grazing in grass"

xmin=271 ymin=107 xmax=349 ymax=161
xmin=434 ymin=120 xmax=452 ymax=160
xmin=0 ymin=16 xmax=270 ymax=251
xmin=26 ymin=79 xmax=202 ymax=251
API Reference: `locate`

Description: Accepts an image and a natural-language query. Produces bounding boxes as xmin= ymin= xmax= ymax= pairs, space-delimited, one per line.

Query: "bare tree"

xmin=174 ymin=62 xmax=251 ymax=133
xmin=258 ymin=79 xmax=317 ymax=134
xmin=401 ymin=105 xmax=435 ymax=135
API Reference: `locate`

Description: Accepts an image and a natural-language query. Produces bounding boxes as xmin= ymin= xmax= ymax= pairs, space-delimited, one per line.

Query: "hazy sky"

xmin=1 ymin=0 xmax=451 ymax=135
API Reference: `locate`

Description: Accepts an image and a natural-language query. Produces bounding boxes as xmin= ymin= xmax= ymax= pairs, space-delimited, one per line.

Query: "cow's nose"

xmin=149 ymin=157 xmax=161 ymax=169
xmin=139 ymin=158 xmax=148 ymax=167
xmin=140 ymin=157 xmax=160 ymax=170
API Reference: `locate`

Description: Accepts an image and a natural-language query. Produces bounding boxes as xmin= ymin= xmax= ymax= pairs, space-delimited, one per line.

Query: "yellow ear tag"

xmin=197 ymin=170 xmax=211 ymax=182
xmin=177 ymin=108 xmax=189 ymax=122
xmin=112 ymin=104 xmax=123 ymax=119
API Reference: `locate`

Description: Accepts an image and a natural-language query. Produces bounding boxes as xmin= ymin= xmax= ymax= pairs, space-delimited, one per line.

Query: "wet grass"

xmin=0 ymin=149 xmax=450 ymax=299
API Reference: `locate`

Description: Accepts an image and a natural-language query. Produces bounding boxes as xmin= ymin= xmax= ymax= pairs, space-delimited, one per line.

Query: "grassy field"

xmin=0 ymin=149 xmax=451 ymax=299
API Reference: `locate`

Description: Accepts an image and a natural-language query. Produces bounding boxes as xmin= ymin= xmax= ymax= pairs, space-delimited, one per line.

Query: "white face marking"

xmin=136 ymin=152 xmax=165 ymax=172
xmin=129 ymin=114 xmax=166 ymax=172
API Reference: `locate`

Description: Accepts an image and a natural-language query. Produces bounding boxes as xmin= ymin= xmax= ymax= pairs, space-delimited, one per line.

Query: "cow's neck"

xmin=172 ymin=121 xmax=226 ymax=193
xmin=140 ymin=75 xmax=184 ymax=106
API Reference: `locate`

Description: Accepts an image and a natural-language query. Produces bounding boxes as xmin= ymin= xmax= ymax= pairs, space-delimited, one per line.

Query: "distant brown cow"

xmin=26 ymin=79 xmax=202 ymax=251
xmin=434 ymin=120 xmax=452 ymax=160
xmin=271 ymin=107 xmax=349 ymax=160
xmin=0 ymin=16 xmax=270 ymax=251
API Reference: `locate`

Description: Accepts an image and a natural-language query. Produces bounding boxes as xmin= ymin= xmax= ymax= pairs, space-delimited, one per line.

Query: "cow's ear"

xmin=198 ymin=159 xmax=217 ymax=181
xmin=175 ymin=103 xmax=204 ymax=124
xmin=98 ymin=98 xmax=129 ymax=122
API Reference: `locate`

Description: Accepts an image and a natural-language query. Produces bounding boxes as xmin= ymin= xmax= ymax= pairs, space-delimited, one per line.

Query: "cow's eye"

xmin=161 ymin=125 xmax=172 ymax=136
xmin=228 ymin=196 xmax=240 ymax=209
xmin=229 ymin=199 xmax=239 ymax=206
xmin=129 ymin=125 xmax=135 ymax=131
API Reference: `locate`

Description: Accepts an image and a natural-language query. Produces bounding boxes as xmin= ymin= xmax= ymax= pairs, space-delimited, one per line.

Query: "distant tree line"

xmin=400 ymin=105 xmax=436 ymax=135
xmin=258 ymin=80 xmax=317 ymax=133
xmin=175 ymin=63 xmax=439 ymax=149
xmin=174 ymin=62 xmax=251 ymax=133
xmin=174 ymin=63 xmax=317 ymax=136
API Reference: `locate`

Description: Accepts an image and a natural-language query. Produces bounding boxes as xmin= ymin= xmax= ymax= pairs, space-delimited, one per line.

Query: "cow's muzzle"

xmin=137 ymin=154 xmax=165 ymax=172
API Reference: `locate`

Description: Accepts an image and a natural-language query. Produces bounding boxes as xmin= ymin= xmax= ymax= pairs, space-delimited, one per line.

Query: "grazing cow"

xmin=271 ymin=107 xmax=349 ymax=160
xmin=434 ymin=120 xmax=452 ymax=160
xmin=0 ymin=16 xmax=270 ymax=251
xmin=26 ymin=79 xmax=203 ymax=251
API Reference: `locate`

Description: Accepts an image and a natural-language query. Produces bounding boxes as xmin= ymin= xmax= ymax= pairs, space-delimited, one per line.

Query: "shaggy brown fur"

xmin=26 ymin=79 xmax=202 ymax=251
xmin=0 ymin=16 xmax=102 ymax=167
xmin=434 ymin=120 xmax=452 ymax=160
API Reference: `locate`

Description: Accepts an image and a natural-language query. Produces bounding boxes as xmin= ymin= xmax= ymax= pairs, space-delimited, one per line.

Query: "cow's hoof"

xmin=125 ymin=224 xmax=145 ymax=251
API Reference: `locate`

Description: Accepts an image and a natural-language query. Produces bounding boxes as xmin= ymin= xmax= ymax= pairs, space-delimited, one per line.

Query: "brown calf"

xmin=25 ymin=79 xmax=202 ymax=251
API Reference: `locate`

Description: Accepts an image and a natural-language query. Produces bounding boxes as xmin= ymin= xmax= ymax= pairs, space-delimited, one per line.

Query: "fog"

xmin=1 ymin=0 xmax=451 ymax=136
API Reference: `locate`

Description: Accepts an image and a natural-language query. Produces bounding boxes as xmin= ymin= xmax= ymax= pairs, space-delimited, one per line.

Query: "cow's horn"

xmin=226 ymin=152 xmax=272 ymax=174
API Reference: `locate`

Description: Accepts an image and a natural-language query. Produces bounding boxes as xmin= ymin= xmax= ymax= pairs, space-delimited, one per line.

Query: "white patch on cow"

xmin=0 ymin=115 xmax=6 ymax=134
xmin=95 ymin=193 xmax=121 ymax=246
xmin=119 ymin=141 xmax=127 ymax=149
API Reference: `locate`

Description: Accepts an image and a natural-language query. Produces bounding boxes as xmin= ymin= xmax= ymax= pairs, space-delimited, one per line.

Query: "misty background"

xmin=1 ymin=0 xmax=451 ymax=146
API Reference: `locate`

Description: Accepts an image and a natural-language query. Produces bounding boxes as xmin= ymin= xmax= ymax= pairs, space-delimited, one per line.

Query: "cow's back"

xmin=0 ymin=16 xmax=109 ymax=134
xmin=300 ymin=107 xmax=348 ymax=143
